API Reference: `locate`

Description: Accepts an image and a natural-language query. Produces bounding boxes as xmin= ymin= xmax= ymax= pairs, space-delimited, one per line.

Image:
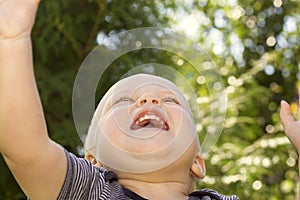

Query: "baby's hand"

xmin=280 ymin=89 xmax=300 ymax=153
xmin=0 ymin=0 xmax=40 ymax=40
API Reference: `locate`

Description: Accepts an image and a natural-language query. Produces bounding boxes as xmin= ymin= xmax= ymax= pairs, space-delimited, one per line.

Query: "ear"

xmin=190 ymin=153 xmax=206 ymax=179
xmin=84 ymin=153 xmax=103 ymax=167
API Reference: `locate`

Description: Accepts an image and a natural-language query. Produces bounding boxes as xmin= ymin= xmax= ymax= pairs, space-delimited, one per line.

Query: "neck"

xmin=119 ymin=178 xmax=190 ymax=200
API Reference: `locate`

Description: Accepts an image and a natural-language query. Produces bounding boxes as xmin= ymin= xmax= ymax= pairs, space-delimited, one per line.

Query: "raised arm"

xmin=0 ymin=1 xmax=66 ymax=199
xmin=280 ymin=89 xmax=300 ymax=200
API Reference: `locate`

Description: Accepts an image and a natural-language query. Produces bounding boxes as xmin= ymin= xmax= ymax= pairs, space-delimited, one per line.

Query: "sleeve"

xmin=189 ymin=188 xmax=239 ymax=200
xmin=57 ymin=150 xmax=109 ymax=200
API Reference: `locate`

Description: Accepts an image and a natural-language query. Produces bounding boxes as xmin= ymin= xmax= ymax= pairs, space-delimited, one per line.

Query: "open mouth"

xmin=130 ymin=110 xmax=170 ymax=131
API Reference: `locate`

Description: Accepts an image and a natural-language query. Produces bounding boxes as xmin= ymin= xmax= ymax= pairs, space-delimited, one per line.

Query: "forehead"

xmin=109 ymin=74 xmax=182 ymax=95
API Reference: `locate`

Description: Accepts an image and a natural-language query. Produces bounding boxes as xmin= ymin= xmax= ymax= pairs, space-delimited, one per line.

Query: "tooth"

xmin=147 ymin=115 xmax=157 ymax=121
xmin=139 ymin=116 xmax=145 ymax=122
xmin=136 ymin=113 xmax=165 ymax=127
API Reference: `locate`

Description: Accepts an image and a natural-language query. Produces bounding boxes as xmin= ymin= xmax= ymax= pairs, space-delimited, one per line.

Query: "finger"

xmin=280 ymin=100 xmax=295 ymax=129
xmin=30 ymin=0 xmax=41 ymax=6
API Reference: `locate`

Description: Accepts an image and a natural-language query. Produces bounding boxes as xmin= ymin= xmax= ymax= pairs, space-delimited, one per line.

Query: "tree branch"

xmin=56 ymin=22 xmax=82 ymax=58
xmin=82 ymin=0 xmax=107 ymax=58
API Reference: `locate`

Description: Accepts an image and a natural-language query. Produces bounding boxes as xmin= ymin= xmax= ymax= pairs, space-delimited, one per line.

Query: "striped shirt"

xmin=57 ymin=151 xmax=239 ymax=200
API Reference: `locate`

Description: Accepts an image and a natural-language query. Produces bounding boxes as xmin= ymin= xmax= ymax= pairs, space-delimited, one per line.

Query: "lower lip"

xmin=127 ymin=128 xmax=168 ymax=138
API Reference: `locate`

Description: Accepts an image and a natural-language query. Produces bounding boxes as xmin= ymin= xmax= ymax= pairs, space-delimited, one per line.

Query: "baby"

xmin=0 ymin=1 xmax=297 ymax=200
xmin=60 ymin=73 xmax=239 ymax=199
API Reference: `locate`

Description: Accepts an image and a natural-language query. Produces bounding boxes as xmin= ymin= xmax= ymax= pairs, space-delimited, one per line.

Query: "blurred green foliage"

xmin=1 ymin=0 xmax=300 ymax=199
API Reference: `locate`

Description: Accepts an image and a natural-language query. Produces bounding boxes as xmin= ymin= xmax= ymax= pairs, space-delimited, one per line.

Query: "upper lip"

xmin=130 ymin=107 xmax=170 ymax=131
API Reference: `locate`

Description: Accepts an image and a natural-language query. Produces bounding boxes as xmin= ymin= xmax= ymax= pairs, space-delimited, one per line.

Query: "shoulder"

xmin=57 ymin=150 xmax=110 ymax=199
xmin=189 ymin=188 xmax=239 ymax=200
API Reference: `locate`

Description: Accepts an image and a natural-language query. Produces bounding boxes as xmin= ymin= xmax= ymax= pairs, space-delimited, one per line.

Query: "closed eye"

xmin=162 ymin=97 xmax=180 ymax=105
xmin=113 ymin=96 xmax=134 ymax=105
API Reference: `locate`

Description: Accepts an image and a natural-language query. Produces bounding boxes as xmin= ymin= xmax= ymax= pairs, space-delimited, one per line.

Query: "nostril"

xmin=140 ymin=99 xmax=147 ymax=105
xmin=138 ymin=95 xmax=161 ymax=106
xmin=152 ymin=99 xmax=159 ymax=104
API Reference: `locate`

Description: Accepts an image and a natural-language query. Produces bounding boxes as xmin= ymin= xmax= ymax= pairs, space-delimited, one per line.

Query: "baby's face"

xmin=94 ymin=74 xmax=198 ymax=172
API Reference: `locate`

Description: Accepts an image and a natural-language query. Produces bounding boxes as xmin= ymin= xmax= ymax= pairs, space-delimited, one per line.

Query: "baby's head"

xmin=85 ymin=74 xmax=205 ymax=191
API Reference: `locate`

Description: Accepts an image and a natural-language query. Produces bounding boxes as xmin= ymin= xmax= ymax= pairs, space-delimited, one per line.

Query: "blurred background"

xmin=1 ymin=0 xmax=300 ymax=199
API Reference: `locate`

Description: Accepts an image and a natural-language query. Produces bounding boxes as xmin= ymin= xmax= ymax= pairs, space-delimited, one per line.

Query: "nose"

xmin=137 ymin=93 xmax=161 ymax=106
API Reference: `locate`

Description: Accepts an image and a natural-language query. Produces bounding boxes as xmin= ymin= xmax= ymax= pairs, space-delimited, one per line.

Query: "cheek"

xmin=101 ymin=106 xmax=133 ymax=128
xmin=100 ymin=107 xmax=132 ymax=142
xmin=168 ymin=107 xmax=195 ymax=134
